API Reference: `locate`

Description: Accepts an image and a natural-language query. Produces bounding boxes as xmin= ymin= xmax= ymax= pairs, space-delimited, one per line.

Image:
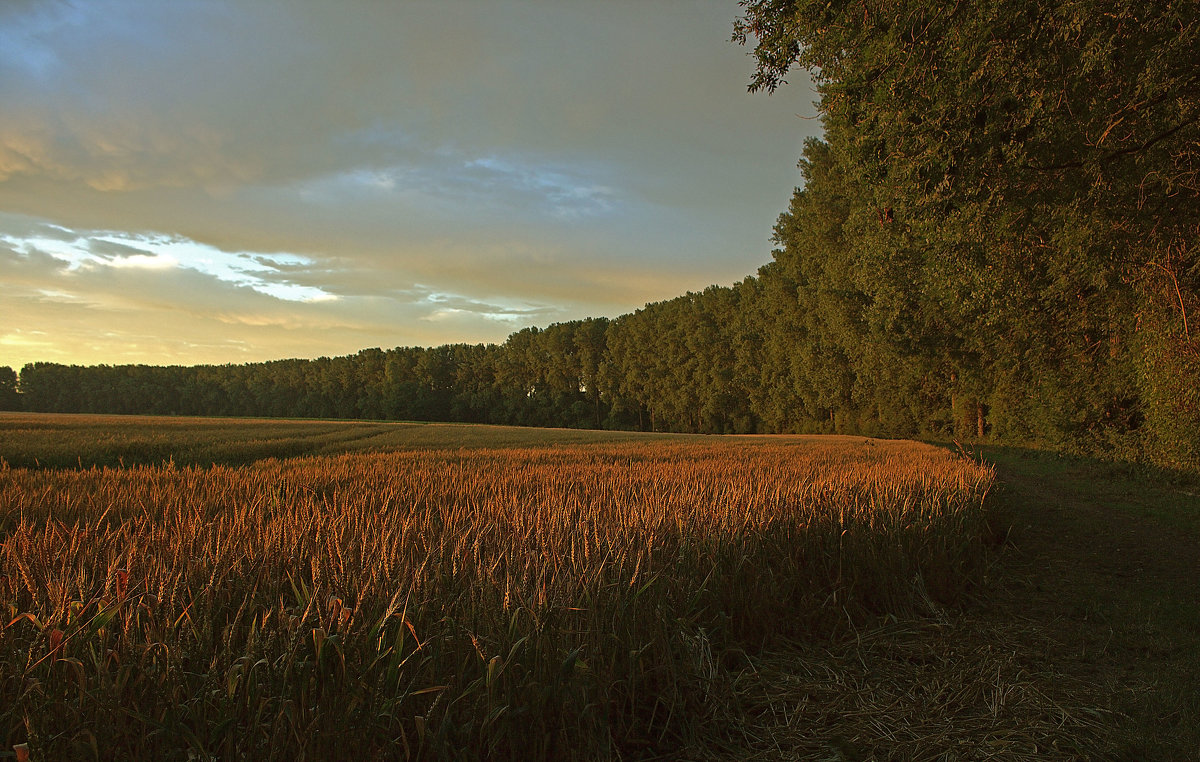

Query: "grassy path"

xmin=980 ymin=448 xmax=1200 ymax=760
xmin=712 ymin=448 xmax=1200 ymax=761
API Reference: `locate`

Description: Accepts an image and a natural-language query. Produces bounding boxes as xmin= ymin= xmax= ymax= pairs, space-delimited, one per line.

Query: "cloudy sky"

xmin=0 ymin=0 xmax=820 ymax=369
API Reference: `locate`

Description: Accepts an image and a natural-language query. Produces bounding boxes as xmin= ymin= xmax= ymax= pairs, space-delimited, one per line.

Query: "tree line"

xmin=731 ymin=0 xmax=1199 ymax=466
xmin=4 ymin=1 xmax=1197 ymax=466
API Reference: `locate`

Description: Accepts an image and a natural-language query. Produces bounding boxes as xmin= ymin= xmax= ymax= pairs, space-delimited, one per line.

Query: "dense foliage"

xmin=6 ymin=0 xmax=1198 ymax=465
xmin=733 ymin=0 xmax=1200 ymax=463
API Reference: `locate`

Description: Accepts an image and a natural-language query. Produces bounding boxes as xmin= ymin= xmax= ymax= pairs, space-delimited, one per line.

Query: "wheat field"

xmin=0 ymin=418 xmax=993 ymax=760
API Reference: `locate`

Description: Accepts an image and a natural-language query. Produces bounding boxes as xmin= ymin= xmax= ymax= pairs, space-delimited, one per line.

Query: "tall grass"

xmin=1 ymin=435 xmax=992 ymax=759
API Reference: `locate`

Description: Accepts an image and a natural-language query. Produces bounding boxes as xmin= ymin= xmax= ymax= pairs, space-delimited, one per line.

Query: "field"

xmin=0 ymin=413 xmax=674 ymax=470
xmin=0 ymin=414 xmax=997 ymax=760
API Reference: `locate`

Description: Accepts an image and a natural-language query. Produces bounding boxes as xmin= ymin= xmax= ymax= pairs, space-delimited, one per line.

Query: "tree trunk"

xmin=950 ymin=371 xmax=958 ymax=435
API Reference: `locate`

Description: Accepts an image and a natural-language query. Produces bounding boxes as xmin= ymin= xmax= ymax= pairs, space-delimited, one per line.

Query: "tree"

xmin=0 ymin=366 xmax=19 ymax=411
xmin=735 ymin=0 xmax=1200 ymax=460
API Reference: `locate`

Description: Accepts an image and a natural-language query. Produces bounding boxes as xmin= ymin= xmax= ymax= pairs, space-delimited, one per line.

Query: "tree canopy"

xmin=8 ymin=1 xmax=1199 ymax=467
xmin=733 ymin=0 xmax=1200 ymax=463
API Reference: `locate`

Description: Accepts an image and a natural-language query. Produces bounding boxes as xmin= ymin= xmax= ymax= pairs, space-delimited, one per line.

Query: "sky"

xmin=0 ymin=0 xmax=821 ymax=369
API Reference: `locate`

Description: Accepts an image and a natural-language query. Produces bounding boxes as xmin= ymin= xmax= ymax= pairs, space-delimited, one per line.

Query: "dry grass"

xmin=697 ymin=617 xmax=1114 ymax=761
xmin=0 ymin=425 xmax=994 ymax=759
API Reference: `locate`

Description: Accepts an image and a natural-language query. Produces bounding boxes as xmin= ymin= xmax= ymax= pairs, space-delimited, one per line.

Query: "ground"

xmin=3 ymin=415 xmax=1196 ymax=759
xmin=715 ymin=447 xmax=1200 ymax=760
xmin=981 ymin=448 xmax=1200 ymax=759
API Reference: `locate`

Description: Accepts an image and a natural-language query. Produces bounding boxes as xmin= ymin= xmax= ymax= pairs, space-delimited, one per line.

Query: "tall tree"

xmin=736 ymin=0 xmax=1200 ymax=461
xmin=0 ymin=366 xmax=19 ymax=411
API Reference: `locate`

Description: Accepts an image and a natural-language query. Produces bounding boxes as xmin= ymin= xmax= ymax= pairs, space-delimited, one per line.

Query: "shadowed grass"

xmin=976 ymin=447 xmax=1200 ymax=759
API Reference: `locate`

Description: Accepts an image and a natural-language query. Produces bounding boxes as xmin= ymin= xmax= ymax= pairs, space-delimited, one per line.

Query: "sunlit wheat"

xmin=0 ymin=433 xmax=992 ymax=760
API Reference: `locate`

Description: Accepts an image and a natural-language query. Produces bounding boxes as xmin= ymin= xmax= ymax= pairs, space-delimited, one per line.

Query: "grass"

xmin=11 ymin=415 xmax=1193 ymax=758
xmin=0 ymin=412 xmax=687 ymax=470
xmin=685 ymin=446 xmax=1200 ymax=760
xmin=0 ymin=414 xmax=994 ymax=760
xmin=974 ymin=446 xmax=1200 ymax=759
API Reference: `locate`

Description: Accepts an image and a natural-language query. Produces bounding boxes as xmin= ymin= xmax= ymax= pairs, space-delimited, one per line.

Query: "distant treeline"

xmin=5 ymin=1 xmax=1198 ymax=466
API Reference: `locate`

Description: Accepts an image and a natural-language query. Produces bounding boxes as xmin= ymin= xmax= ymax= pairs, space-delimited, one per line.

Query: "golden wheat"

xmin=0 ymin=430 xmax=992 ymax=760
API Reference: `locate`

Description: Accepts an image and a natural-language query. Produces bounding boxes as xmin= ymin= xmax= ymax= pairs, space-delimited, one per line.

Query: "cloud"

xmin=293 ymin=152 xmax=620 ymax=223
xmin=0 ymin=213 xmax=582 ymax=368
xmin=0 ymin=1 xmax=821 ymax=368
xmin=0 ymin=216 xmax=335 ymax=302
